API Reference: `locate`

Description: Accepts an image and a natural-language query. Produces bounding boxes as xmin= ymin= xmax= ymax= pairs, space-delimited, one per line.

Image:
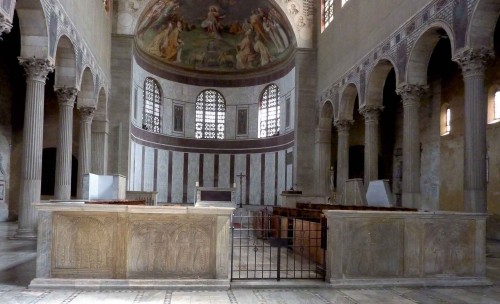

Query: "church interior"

xmin=0 ymin=0 xmax=500 ymax=303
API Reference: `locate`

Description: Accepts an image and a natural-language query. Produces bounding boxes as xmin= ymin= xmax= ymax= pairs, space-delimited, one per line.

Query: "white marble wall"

xmin=129 ymin=141 xmax=292 ymax=205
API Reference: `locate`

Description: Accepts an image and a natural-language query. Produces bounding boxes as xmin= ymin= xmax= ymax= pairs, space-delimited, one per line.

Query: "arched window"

xmin=143 ymin=77 xmax=162 ymax=133
xmin=342 ymin=0 xmax=350 ymax=7
xmin=322 ymin=0 xmax=334 ymax=31
xmin=440 ymin=103 xmax=451 ymax=136
xmin=259 ymin=84 xmax=281 ymax=138
xmin=195 ymin=89 xmax=226 ymax=139
xmin=487 ymin=87 xmax=500 ymax=124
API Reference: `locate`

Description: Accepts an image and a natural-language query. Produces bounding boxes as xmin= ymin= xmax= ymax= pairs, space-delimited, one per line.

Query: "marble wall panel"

xmin=171 ymin=152 xmax=184 ymax=203
xmin=187 ymin=153 xmax=200 ymax=204
xmin=133 ymin=143 xmax=143 ymax=191
xmin=250 ymin=154 xmax=261 ymax=204
xmin=157 ymin=150 xmax=169 ymax=203
xmin=265 ymin=153 xmax=276 ymax=205
xmin=219 ymin=154 xmax=231 ymax=188
xmin=234 ymin=154 xmax=247 ymax=206
xmin=143 ymin=147 xmax=155 ymax=191
xmin=277 ymin=150 xmax=286 ymax=205
xmin=129 ymin=141 xmax=135 ymax=190
xmin=203 ymin=154 xmax=215 ymax=188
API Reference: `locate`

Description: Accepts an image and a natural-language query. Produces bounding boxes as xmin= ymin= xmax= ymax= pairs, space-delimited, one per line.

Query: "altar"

xmin=30 ymin=203 xmax=234 ymax=289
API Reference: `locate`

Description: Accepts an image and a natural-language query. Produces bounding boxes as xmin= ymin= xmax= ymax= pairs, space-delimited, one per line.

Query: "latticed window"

xmin=195 ymin=90 xmax=226 ymax=139
xmin=143 ymin=77 xmax=162 ymax=133
xmin=259 ymin=84 xmax=281 ymax=138
xmin=323 ymin=0 xmax=334 ymax=30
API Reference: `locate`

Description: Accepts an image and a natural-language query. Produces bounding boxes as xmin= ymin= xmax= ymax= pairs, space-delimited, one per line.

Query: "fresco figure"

xmin=249 ymin=8 xmax=268 ymax=43
xmin=147 ymin=0 xmax=180 ymax=34
xmin=164 ymin=21 xmax=184 ymax=62
xmin=147 ymin=22 xmax=173 ymax=57
xmin=201 ymin=5 xmax=225 ymax=39
xmin=136 ymin=0 xmax=171 ymax=38
xmin=269 ymin=8 xmax=289 ymax=49
xmin=254 ymin=35 xmax=273 ymax=66
xmin=263 ymin=16 xmax=284 ymax=52
xmin=236 ymin=29 xmax=257 ymax=69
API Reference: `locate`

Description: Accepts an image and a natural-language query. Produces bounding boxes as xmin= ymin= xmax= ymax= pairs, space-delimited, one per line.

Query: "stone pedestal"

xmin=77 ymin=107 xmax=95 ymax=199
xmin=13 ymin=58 xmax=54 ymax=239
xmin=335 ymin=119 xmax=353 ymax=204
xmin=453 ymin=48 xmax=493 ymax=213
xmin=360 ymin=105 xmax=383 ymax=187
xmin=396 ymin=84 xmax=427 ymax=210
xmin=54 ymin=88 xmax=78 ymax=200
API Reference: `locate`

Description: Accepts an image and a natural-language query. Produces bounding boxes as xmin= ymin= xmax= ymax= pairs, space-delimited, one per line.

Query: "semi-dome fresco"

xmin=135 ymin=0 xmax=295 ymax=73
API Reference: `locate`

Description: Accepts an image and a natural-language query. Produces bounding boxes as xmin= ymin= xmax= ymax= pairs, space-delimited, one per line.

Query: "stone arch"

xmin=319 ymin=100 xmax=334 ymax=128
xmin=407 ymin=22 xmax=456 ymax=85
xmin=15 ymin=0 xmax=50 ymax=58
xmin=365 ymin=58 xmax=398 ymax=107
xmin=339 ymin=83 xmax=359 ymax=121
xmin=54 ymin=35 xmax=78 ymax=88
xmin=78 ymin=67 xmax=96 ymax=108
xmin=467 ymin=0 xmax=500 ymax=50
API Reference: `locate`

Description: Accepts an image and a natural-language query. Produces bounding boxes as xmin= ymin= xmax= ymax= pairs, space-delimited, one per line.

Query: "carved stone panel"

xmin=423 ymin=220 xmax=475 ymax=276
xmin=127 ymin=214 xmax=216 ymax=279
xmin=51 ymin=212 xmax=116 ymax=278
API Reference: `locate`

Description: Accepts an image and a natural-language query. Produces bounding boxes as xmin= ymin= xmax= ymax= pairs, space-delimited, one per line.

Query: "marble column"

xmin=335 ymin=119 xmax=353 ymax=205
xmin=13 ymin=58 xmax=54 ymax=239
xmin=91 ymin=120 xmax=109 ymax=175
xmin=77 ymin=107 xmax=95 ymax=199
xmin=315 ymin=127 xmax=332 ymax=196
xmin=360 ymin=105 xmax=383 ymax=187
xmin=453 ymin=48 xmax=494 ymax=213
xmin=54 ymin=88 xmax=78 ymax=200
xmin=396 ymin=84 xmax=427 ymax=209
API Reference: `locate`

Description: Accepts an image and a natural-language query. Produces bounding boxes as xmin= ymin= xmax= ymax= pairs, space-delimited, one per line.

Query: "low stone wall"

xmin=31 ymin=203 xmax=233 ymax=289
xmin=324 ymin=210 xmax=490 ymax=287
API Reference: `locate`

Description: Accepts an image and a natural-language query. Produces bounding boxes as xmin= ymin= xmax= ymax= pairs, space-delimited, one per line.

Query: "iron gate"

xmin=230 ymin=210 xmax=326 ymax=281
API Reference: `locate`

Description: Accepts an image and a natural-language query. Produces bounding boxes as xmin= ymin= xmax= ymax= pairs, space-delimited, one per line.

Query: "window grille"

xmin=143 ymin=78 xmax=161 ymax=133
xmin=195 ymin=90 xmax=226 ymax=139
xmin=259 ymin=84 xmax=281 ymax=138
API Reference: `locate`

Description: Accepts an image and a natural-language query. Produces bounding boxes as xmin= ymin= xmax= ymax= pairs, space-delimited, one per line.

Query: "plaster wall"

xmin=317 ymin=0 xmax=432 ymax=92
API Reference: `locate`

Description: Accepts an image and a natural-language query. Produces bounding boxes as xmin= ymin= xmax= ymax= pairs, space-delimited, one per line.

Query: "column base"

xmin=10 ymin=228 xmax=37 ymax=240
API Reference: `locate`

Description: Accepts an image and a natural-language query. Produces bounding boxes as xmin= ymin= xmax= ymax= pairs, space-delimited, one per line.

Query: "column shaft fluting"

xmin=360 ymin=106 xmax=383 ymax=187
xmin=77 ymin=107 xmax=95 ymax=199
xmin=54 ymin=88 xmax=78 ymax=200
xmin=14 ymin=58 xmax=54 ymax=239
xmin=396 ymin=84 xmax=427 ymax=209
xmin=335 ymin=120 xmax=353 ymax=205
xmin=454 ymin=49 xmax=493 ymax=213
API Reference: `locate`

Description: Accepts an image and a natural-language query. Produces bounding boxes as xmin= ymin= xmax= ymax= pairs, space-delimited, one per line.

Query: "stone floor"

xmin=1 ymin=222 xmax=499 ymax=304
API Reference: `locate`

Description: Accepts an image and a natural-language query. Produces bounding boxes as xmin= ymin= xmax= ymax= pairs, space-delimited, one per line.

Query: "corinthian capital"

xmin=55 ymin=87 xmax=78 ymax=107
xmin=359 ymin=105 xmax=384 ymax=122
xmin=396 ymin=84 xmax=428 ymax=107
xmin=18 ymin=57 xmax=55 ymax=83
xmin=334 ymin=119 xmax=354 ymax=133
xmin=78 ymin=106 xmax=96 ymax=123
xmin=453 ymin=48 xmax=494 ymax=77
